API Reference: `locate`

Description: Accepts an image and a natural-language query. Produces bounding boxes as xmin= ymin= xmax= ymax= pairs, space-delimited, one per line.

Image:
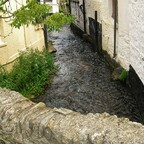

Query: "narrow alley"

xmin=34 ymin=26 xmax=141 ymax=123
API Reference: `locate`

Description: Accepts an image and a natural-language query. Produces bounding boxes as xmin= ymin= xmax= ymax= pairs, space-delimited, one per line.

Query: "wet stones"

xmin=34 ymin=26 xmax=141 ymax=123
xmin=48 ymin=42 xmax=57 ymax=53
xmin=0 ymin=140 xmax=5 ymax=144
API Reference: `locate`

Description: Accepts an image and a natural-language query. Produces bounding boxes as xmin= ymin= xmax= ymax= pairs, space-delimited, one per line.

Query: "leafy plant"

xmin=11 ymin=1 xmax=75 ymax=31
xmin=0 ymin=49 xmax=58 ymax=98
xmin=0 ymin=0 xmax=74 ymax=32
xmin=119 ymin=69 xmax=127 ymax=81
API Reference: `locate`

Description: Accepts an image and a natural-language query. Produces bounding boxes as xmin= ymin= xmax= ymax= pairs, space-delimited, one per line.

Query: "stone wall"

xmin=1 ymin=88 xmax=144 ymax=144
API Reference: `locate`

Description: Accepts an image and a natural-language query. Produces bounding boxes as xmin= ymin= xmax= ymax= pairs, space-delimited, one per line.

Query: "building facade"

xmin=0 ymin=0 xmax=45 ymax=66
xmin=71 ymin=0 xmax=144 ymax=85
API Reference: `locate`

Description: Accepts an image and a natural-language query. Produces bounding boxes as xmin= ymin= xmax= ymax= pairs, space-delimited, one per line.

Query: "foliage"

xmin=0 ymin=50 xmax=58 ymax=98
xmin=119 ymin=69 xmax=127 ymax=81
xmin=11 ymin=0 xmax=52 ymax=28
xmin=0 ymin=0 xmax=74 ymax=31
xmin=44 ymin=13 xmax=74 ymax=31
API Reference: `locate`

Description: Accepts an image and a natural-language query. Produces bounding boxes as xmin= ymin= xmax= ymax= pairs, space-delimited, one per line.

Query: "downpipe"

xmin=113 ymin=0 xmax=117 ymax=58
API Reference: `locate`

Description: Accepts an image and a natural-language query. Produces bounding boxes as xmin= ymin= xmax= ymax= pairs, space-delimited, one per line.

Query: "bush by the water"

xmin=0 ymin=49 xmax=58 ymax=98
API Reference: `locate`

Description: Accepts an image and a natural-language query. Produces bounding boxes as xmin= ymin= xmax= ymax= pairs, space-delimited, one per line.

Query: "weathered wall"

xmin=0 ymin=0 xmax=44 ymax=66
xmin=85 ymin=0 xmax=102 ymax=34
xmin=71 ymin=0 xmax=144 ymax=85
xmin=71 ymin=0 xmax=84 ymax=31
xmin=101 ymin=0 xmax=130 ymax=70
xmin=1 ymin=88 xmax=144 ymax=144
xmin=129 ymin=0 xmax=144 ymax=84
xmin=71 ymin=0 xmax=129 ymax=69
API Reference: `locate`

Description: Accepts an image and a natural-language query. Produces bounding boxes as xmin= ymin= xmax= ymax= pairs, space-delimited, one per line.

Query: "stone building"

xmin=0 ymin=0 xmax=45 ymax=66
xmin=70 ymin=0 xmax=144 ymax=86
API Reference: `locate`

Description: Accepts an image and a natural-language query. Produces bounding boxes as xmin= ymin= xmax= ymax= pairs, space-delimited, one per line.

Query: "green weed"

xmin=0 ymin=49 xmax=58 ymax=98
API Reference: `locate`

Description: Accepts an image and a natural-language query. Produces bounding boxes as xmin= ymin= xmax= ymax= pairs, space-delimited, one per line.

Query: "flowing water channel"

xmin=34 ymin=26 xmax=141 ymax=123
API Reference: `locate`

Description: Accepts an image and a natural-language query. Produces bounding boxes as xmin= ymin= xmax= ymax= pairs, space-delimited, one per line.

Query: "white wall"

xmin=81 ymin=0 xmax=131 ymax=70
xmin=71 ymin=0 xmax=144 ymax=85
xmin=45 ymin=0 xmax=59 ymax=13
xmin=85 ymin=0 xmax=102 ymax=34
xmin=0 ymin=0 xmax=44 ymax=66
xmin=117 ymin=0 xmax=130 ymax=70
xmin=129 ymin=0 xmax=144 ymax=84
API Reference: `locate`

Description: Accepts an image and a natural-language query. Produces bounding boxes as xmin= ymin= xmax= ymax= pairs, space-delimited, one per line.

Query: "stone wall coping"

xmin=0 ymin=88 xmax=144 ymax=144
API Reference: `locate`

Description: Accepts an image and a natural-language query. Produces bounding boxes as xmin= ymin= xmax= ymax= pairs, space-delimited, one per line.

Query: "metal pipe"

xmin=95 ymin=11 xmax=99 ymax=53
xmin=68 ymin=0 xmax=71 ymax=14
xmin=114 ymin=0 xmax=117 ymax=57
xmin=83 ymin=0 xmax=86 ymax=33
xmin=43 ymin=0 xmax=48 ymax=50
xmin=43 ymin=24 xmax=48 ymax=50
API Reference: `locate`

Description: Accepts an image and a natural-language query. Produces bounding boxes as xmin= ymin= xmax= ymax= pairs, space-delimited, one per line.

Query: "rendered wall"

xmin=81 ymin=0 xmax=130 ymax=69
xmin=129 ymin=0 xmax=144 ymax=84
xmin=71 ymin=0 xmax=144 ymax=85
xmin=0 ymin=0 xmax=45 ymax=66
xmin=85 ymin=0 xmax=102 ymax=34
xmin=101 ymin=0 xmax=130 ymax=70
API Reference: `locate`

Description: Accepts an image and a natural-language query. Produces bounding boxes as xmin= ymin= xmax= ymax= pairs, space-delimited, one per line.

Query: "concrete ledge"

xmin=0 ymin=88 xmax=144 ymax=144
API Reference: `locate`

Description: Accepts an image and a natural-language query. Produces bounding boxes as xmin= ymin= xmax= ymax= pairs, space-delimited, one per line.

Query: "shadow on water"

xmin=32 ymin=25 xmax=142 ymax=123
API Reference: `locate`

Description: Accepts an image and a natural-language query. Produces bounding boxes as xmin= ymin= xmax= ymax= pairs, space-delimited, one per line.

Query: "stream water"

xmin=34 ymin=26 xmax=141 ymax=122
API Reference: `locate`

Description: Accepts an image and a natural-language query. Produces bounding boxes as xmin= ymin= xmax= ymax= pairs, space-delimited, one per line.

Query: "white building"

xmin=71 ymin=0 xmax=144 ymax=85
xmin=42 ymin=0 xmax=59 ymax=13
xmin=0 ymin=0 xmax=45 ymax=67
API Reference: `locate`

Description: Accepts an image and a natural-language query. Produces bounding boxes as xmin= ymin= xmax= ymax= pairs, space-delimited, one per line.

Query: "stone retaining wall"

xmin=0 ymin=88 xmax=144 ymax=144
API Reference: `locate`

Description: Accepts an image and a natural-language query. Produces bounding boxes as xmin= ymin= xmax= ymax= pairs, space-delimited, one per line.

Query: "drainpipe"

xmin=83 ymin=0 xmax=86 ymax=33
xmin=21 ymin=0 xmax=27 ymax=49
xmin=68 ymin=0 xmax=71 ymax=14
xmin=23 ymin=26 xmax=27 ymax=49
xmin=43 ymin=24 xmax=48 ymax=50
xmin=95 ymin=11 xmax=99 ymax=53
xmin=43 ymin=0 xmax=48 ymax=50
xmin=113 ymin=0 xmax=117 ymax=58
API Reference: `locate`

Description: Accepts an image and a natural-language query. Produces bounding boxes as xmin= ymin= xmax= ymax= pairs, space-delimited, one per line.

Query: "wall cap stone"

xmin=0 ymin=88 xmax=144 ymax=144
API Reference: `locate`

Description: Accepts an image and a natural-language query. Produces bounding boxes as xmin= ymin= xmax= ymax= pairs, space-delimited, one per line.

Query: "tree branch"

xmin=0 ymin=0 xmax=9 ymax=6
xmin=0 ymin=15 xmax=13 ymax=19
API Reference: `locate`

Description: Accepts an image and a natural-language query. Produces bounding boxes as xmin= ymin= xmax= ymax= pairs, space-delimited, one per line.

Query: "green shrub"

xmin=0 ymin=49 xmax=58 ymax=98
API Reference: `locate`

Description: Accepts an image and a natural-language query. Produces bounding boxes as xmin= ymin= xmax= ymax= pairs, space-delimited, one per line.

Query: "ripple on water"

xmin=34 ymin=26 xmax=141 ymax=123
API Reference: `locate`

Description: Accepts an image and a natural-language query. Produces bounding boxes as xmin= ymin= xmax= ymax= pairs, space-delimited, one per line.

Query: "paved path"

xmin=34 ymin=26 xmax=141 ymax=122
